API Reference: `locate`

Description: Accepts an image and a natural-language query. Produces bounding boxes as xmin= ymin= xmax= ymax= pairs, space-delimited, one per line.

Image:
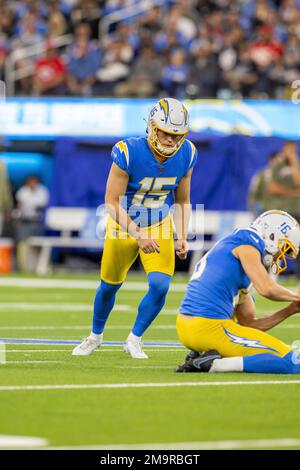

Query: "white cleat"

xmin=124 ymin=337 xmax=148 ymax=359
xmin=72 ymin=334 xmax=103 ymax=356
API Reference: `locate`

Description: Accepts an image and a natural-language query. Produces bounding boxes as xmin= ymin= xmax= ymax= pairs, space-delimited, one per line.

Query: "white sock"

xmin=128 ymin=332 xmax=142 ymax=342
xmin=90 ymin=332 xmax=103 ymax=341
xmin=209 ymin=357 xmax=243 ymax=373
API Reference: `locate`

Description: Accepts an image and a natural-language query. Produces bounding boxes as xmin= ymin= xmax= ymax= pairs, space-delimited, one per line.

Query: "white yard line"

xmin=0 ymin=325 xmax=175 ymax=330
xmin=0 ymin=326 xmax=85 ymax=330
xmin=0 ymin=303 xmax=178 ymax=315
xmin=47 ymin=438 xmax=300 ymax=450
xmin=114 ymin=366 xmax=172 ymax=369
xmin=1 ymin=380 xmax=300 ymax=391
xmin=0 ymin=294 xmax=76 ymax=300
xmin=162 ymin=309 xmax=178 ymax=315
xmin=6 ymin=348 xmax=184 ymax=353
xmin=3 ymin=361 xmax=64 ymax=364
xmin=1 ymin=324 xmax=299 ymax=331
xmin=0 ymin=435 xmax=48 ymax=448
xmin=274 ymin=324 xmax=300 ymax=329
xmin=0 ymin=278 xmax=186 ymax=291
xmin=0 ymin=303 xmax=129 ymax=311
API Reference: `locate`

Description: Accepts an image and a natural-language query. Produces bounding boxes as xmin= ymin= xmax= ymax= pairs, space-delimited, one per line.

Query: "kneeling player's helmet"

xmin=251 ymin=210 xmax=300 ymax=274
xmin=147 ymin=97 xmax=189 ymax=158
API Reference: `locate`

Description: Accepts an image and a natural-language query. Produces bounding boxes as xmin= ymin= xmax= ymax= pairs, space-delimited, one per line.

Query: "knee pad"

xmin=148 ymin=272 xmax=171 ymax=298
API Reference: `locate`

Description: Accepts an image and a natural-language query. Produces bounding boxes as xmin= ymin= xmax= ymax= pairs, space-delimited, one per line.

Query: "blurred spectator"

xmin=14 ymin=175 xmax=49 ymax=270
xmin=33 ymin=41 xmax=66 ymax=96
xmin=11 ymin=9 xmax=47 ymax=94
xmin=168 ymin=3 xmax=197 ymax=45
xmin=15 ymin=175 xmax=49 ymax=224
xmin=15 ymin=10 xmax=46 ymax=47
xmin=0 ymin=159 xmax=13 ymax=236
xmin=160 ymin=48 xmax=189 ymax=99
xmin=0 ymin=5 xmax=16 ymax=38
xmin=95 ymin=36 xmax=133 ymax=95
xmin=138 ymin=6 xmax=163 ymax=38
xmin=154 ymin=23 xmax=189 ymax=54
xmin=249 ymin=142 xmax=300 ymax=220
xmin=1 ymin=0 xmax=300 ymax=99
xmin=115 ymin=44 xmax=162 ymax=97
xmin=0 ymin=44 xmax=7 ymax=81
xmin=266 ymin=141 xmax=300 ymax=221
xmin=66 ymin=22 xmax=100 ymax=96
xmin=266 ymin=141 xmax=300 ymax=276
xmin=220 ymin=46 xmax=258 ymax=98
xmin=249 ymin=24 xmax=283 ymax=68
xmin=48 ymin=0 xmax=68 ymax=38
xmin=248 ymin=151 xmax=283 ymax=216
xmin=112 ymin=21 xmax=141 ymax=57
xmin=70 ymin=0 xmax=101 ymax=39
xmin=187 ymin=47 xmax=219 ymax=98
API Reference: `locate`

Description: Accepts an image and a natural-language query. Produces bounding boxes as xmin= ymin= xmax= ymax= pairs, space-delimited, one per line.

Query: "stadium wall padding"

xmin=49 ymin=135 xmax=300 ymax=211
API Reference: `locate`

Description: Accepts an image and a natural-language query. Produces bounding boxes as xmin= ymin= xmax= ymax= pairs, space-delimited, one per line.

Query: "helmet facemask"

xmin=146 ymin=98 xmax=189 ymax=158
xmin=251 ymin=210 xmax=300 ymax=275
xmin=147 ymin=120 xmax=186 ymax=158
xmin=269 ymin=238 xmax=298 ymax=274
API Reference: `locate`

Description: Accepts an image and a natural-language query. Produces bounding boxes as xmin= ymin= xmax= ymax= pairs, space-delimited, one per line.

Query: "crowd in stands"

xmin=1 ymin=0 xmax=300 ymax=98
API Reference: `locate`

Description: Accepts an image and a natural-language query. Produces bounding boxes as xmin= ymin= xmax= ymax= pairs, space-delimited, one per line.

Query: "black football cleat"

xmin=175 ymin=350 xmax=200 ymax=372
xmin=175 ymin=349 xmax=221 ymax=373
xmin=184 ymin=350 xmax=200 ymax=361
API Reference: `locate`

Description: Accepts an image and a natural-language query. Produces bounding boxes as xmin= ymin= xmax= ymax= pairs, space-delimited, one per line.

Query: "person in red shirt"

xmin=33 ymin=41 xmax=66 ymax=96
xmin=249 ymin=24 xmax=283 ymax=67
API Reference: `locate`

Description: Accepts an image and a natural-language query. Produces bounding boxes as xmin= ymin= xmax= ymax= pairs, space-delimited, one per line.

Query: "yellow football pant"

xmin=100 ymin=215 xmax=175 ymax=284
xmin=176 ymin=314 xmax=291 ymax=358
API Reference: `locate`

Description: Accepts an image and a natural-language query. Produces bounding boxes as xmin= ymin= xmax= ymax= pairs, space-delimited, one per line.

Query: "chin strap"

xmin=147 ymin=121 xmax=186 ymax=158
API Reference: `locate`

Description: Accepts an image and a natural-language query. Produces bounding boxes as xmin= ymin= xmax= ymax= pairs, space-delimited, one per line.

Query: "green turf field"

xmin=0 ymin=274 xmax=300 ymax=450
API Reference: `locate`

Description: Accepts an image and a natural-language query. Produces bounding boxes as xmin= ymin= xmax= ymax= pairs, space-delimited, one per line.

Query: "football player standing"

xmin=73 ymin=98 xmax=197 ymax=358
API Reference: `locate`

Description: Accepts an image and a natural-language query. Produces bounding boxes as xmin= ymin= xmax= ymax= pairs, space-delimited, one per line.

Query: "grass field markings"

xmin=114 ymin=366 xmax=174 ymax=369
xmin=0 ymin=435 xmax=48 ymax=448
xmin=3 ymin=360 xmax=64 ymax=364
xmin=46 ymin=438 xmax=300 ymax=450
xmin=0 ymin=304 xmax=178 ymax=316
xmin=0 ymin=341 xmax=5 ymax=364
xmin=0 ymin=325 xmax=176 ymax=331
xmin=0 ymin=303 xmax=130 ymax=312
xmin=0 ymin=294 xmax=78 ymax=300
xmin=0 ymin=338 xmax=183 ymax=347
xmin=274 ymin=324 xmax=300 ymax=329
xmin=1 ymin=380 xmax=300 ymax=391
xmin=6 ymin=348 xmax=184 ymax=353
xmin=0 ymin=278 xmax=187 ymax=292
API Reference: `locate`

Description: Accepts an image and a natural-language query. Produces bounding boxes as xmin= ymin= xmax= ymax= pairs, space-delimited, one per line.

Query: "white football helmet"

xmin=251 ymin=210 xmax=300 ymax=274
xmin=147 ymin=97 xmax=189 ymax=158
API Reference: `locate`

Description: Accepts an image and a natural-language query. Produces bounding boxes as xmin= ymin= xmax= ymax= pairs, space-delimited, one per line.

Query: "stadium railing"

xmin=5 ymin=34 xmax=73 ymax=96
xmin=99 ymin=0 xmax=167 ymax=36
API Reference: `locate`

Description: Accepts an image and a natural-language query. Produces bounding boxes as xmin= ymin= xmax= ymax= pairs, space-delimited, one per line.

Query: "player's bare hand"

xmin=176 ymin=239 xmax=188 ymax=260
xmin=288 ymin=288 xmax=300 ymax=314
xmin=288 ymin=297 xmax=300 ymax=315
xmin=137 ymin=237 xmax=160 ymax=254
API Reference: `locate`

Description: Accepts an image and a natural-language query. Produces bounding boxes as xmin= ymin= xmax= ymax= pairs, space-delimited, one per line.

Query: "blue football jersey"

xmin=179 ymin=228 xmax=266 ymax=319
xmin=111 ymin=137 xmax=197 ymax=227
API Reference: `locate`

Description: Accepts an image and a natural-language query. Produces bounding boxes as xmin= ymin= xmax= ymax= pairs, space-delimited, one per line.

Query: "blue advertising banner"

xmin=50 ymin=135 xmax=299 ymax=211
xmin=0 ymin=98 xmax=300 ymax=140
